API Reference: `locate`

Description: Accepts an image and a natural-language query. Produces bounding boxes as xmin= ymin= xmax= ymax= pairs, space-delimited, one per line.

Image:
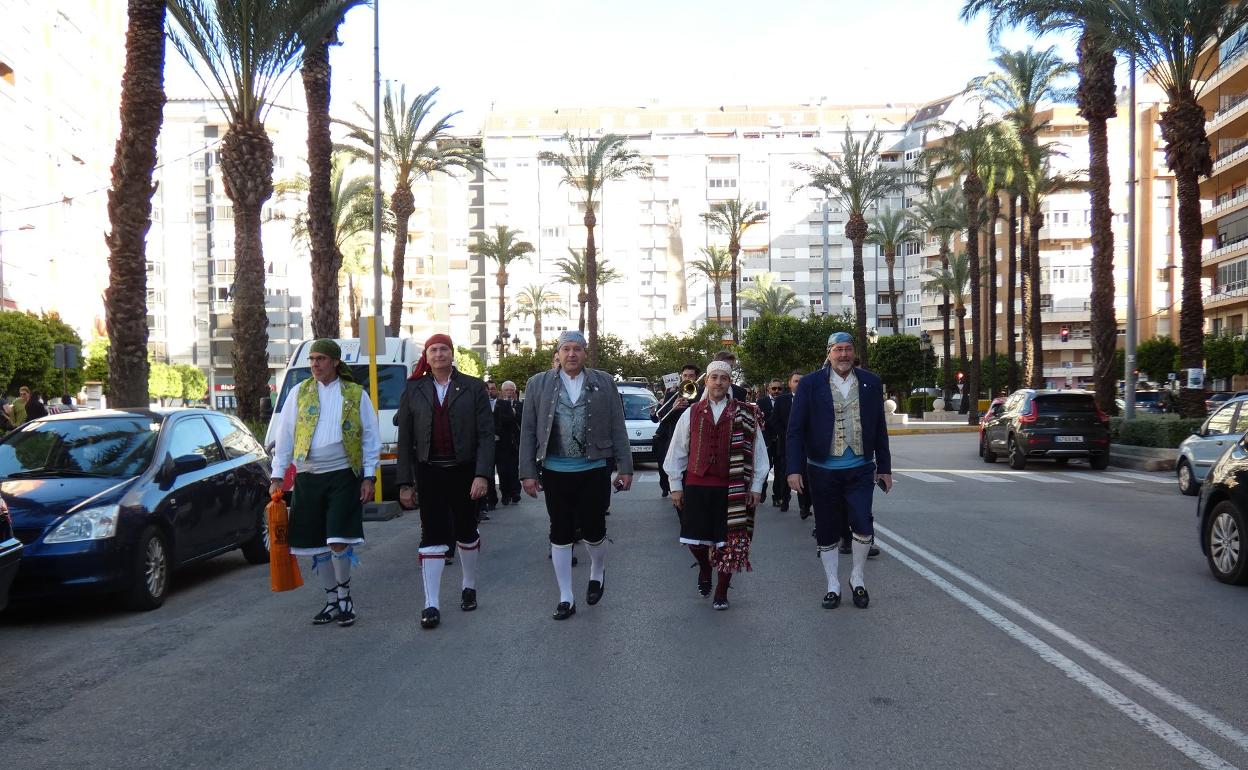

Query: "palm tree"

xmin=688 ymin=245 xmax=734 ymax=329
xmin=923 ymin=115 xmax=1006 ymax=420
xmin=794 ymin=128 xmax=905 ymax=368
xmin=741 ymin=273 xmax=802 ymax=318
xmin=339 ymin=246 xmax=371 ymax=337
xmin=341 ymin=84 xmax=483 ymax=335
xmin=104 ymin=0 xmax=166 ymax=408
xmin=167 ymin=0 xmax=347 ymax=423
xmin=512 ymin=283 xmax=565 ymax=350
xmin=923 ymin=252 xmax=973 ymax=380
xmin=909 ymin=187 xmax=962 ymax=404
xmin=700 ymin=200 xmax=769 ymax=343
xmin=299 ymin=0 xmax=364 ymax=338
xmin=468 ymin=225 xmax=534 ymax=354
xmin=866 ymin=209 xmax=921 ymax=332
xmin=1092 ymin=0 xmax=1248 ymax=416
xmin=963 ymin=0 xmax=1122 ymax=414
xmin=553 ymin=248 xmax=622 ymax=334
xmin=538 ymin=134 xmax=651 ymax=364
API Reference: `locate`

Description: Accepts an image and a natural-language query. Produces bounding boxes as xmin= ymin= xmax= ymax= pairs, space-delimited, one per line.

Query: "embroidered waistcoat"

xmin=829 ymin=372 xmax=864 ymax=457
xmin=548 ymin=386 xmax=589 ymax=458
xmin=293 ymin=378 xmax=365 ymax=474
xmin=687 ymin=400 xmax=734 ymax=483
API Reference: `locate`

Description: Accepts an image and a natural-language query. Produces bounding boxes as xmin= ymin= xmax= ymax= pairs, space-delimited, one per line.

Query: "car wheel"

xmin=1089 ymin=454 xmax=1110 ymax=470
xmin=981 ymin=435 xmax=997 ymax=463
xmin=1177 ymin=460 xmax=1199 ymax=496
xmin=240 ymin=509 xmax=270 ymax=565
xmin=1206 ymin=500 xmax=1248 ymax=585
xmin=1008 ymin=437 xmax=1027 ymax=470
xmin=124 ymin=525 xmax=170 ymax=611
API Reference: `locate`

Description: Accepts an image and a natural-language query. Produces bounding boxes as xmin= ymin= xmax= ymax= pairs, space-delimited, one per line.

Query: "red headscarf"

xmin=411 ymin=333 xmax=454 ymax=380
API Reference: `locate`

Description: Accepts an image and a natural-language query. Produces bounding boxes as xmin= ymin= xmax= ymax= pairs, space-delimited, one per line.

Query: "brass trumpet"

xmin=679 ymin=378 xmax=699 ymax=401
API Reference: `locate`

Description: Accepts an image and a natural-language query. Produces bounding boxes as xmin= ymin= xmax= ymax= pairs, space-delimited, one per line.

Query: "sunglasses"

xmin=768 ymin=387 xmax=781 ymax=392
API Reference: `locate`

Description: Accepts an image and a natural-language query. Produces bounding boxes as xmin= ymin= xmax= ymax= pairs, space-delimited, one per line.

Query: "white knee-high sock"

xmin=331 ymin=548 xmax=353 ymax=600
xmin=421 ymin=554 xmax=445 ymax=609
xmin=551 ymin=544 xmax=574 ymax=604
xmin=310 ymin=552 xmax=337 ymax=593
xmin=586 ymin=538 xmax=607 ymax=583
xmin=457 ymin=539 xmax=480 ymax=590
xmin=820 ymin=548 xmax=840 ymax=594
xmin=850 ymin=540 xmax=870 ymax=589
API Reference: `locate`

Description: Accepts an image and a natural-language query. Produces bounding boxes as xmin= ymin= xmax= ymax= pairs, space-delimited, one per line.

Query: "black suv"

xmin=981 ymin=389 xmax=1111 ymax=470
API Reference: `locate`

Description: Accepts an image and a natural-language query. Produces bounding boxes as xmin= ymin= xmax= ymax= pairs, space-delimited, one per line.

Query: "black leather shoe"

xmin=500 ymin=498 xmax=509 ymax=507
xmin=460 ymin=588 xmax=477 ymax=612
xmin=420 ymin=607 xmax=440 ymax=629
xmin=839 ymin=541 xmax=852 ymax=555
xmin=771 ymin=497 xmax=780 ymax=507
xmin=868 ymin=546 xmax=881 ymax=558
xmin=712 ymin=597 xmax=729 ymax=611
xmin=799 ymin=507 xmax=811 ymax=520
xmin=661 ymin=489 xmax=669 ymax=498
xmin=587 ymin=578 xmax=605 ymax=605
xmin=478 ymin=512 xmax=491 ymax=521
xmin=851 ymin=585 xmax=869 ymax=609
xmin=552 ymin=601 xmax=576 ymax=620
xmin=822 ymin=591 xmax=841 ymax=609
xmin=780 ymin=501 xmax=789 ymax=512
xmin=511 ymin=495 xmax=521 ymax=504
xmin=697 ymin=579 xmax=712 ymax=597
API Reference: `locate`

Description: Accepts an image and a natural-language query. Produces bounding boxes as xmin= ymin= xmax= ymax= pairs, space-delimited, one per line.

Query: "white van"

xmin=616 ymin=383 xmax=661 ymax=463
xmin=266 ymin=337 xmax=422 ymax=499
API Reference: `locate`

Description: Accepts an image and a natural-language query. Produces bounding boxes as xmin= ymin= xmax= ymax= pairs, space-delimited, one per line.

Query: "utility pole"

xmin=1125 ymin=52 xmax=1138 ymax=419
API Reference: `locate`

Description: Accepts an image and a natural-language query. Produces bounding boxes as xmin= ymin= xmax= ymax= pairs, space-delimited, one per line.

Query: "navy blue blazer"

xmin=785 ymin=367 xmax=891 ymax=476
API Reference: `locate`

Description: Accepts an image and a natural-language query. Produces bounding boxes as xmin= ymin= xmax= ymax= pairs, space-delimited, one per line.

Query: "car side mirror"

xmin=160 ymin=453 xmax=207 ymax=486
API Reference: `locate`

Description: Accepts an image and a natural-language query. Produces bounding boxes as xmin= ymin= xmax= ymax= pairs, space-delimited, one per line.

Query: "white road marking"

xmin=1068 ymin=473 xmax=1130 ymax=484
xmin=1014 ymin=472 xmax=1072 ymax=484
xmin=875 ymin=532 xmax=1238 ymax=770
xmin=879 ymin=524 xmax=1248 ymax=757
xmin=895 ymin=471 xmax=954 ymax=483
xmin=1108 ymin=471 xmax=1175 ymax=484
xmin=965 ymin=473 xmax=1013 ymax=483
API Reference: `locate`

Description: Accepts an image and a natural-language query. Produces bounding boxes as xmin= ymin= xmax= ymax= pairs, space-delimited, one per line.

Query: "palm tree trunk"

xmin=388 ymin=185 xmax=415 ymax=336
xmin=219 ymin=122 xmax=274 ymax=424
xmin=1163 ymin=98 xmax=1211 ymax=417
xmin=986 ymin=194 xmax=1000 ymax=395
xmin=104 ymin=0 xmax=165 ymax=408
xmin=348 ymin=273 xmax=360 ymax=337
xmin=965 ymin=180 xmax=983 ymax=423
xmin=1028 ymin=202 xmax=1044 ymax=388
xmin=302 ymin=37 xmax=340 ymax=339
xmin=713 ymin=285 xmax=723 ymax=327
xmin=534 ymin=311 xmax=543 ymax=350
xmin=729 ymin=240 xmax=741 ymax=343
xmin=584 ymin=205 xmax=599 ymax=365
xmin=940 ymin=243 xmax=953 ymax=406
xmin=497 ymin=268 xmax=507 ymax=354
xmin=956 ymin=305 xmax=968 ymax=413
xmin=577 ymin=290 xmax=586 ymax=334
xmin=1019 ymin=197 xmax=1034 ymax=387
xmin=886 ymin=251 xmax=899 ymax=333
xmin=1006 ymin=194 xmax=1018 ymax=391
xmin=847 ymin=213 xmax=869 ymax=368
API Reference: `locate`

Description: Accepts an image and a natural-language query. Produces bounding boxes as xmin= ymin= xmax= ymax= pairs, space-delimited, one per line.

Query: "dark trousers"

xmin=762 ymin=440 xmax=778 ymax=500
xmin=497 ymin=447 xmax=520 ymax=499
xmin=416 ymin=462 xmax=480 ymax=549
xmin=779 ymin=460 xmax=811 ymax=511
xmin=807 ymin=462 xmax=876 ymax=548
xmin=541 ymin=466 xmax=611 ymax=545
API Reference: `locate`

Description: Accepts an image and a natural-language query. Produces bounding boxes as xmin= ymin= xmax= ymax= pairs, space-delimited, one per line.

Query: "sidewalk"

xmin=888 ymin=420 xmax=980 ymax=436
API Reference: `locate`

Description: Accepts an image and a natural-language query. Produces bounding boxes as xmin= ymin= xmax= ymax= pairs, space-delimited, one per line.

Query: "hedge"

xmin=1109 ymin=415 xmax=1204 ymax=449
xmin=906 ymin=395 xmax=936 ymax=413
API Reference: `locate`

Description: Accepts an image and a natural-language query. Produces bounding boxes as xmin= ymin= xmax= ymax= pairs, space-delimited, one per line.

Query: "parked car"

xmin=981 ymin=389 xmax=1111 ymax=470
xmin=4 ymin=408 xmax=271 ymax=610
xmin=1176 ymin=395 xmax=1248 ymax=495
xmin=1132 ymin=390 xmax=1172 ymax=414
xmin=0 ymin=495 xmax=20 ymax=612
xmin=617 ymin=384 xmax=661 ymax=463
xmin=1205 ymin=390 xmax=1248 ymax=414
xmin=977 ymin=397 xmax=1006 ymax=458
xmin=1196 ymin=435 xmax=1248 ymax=584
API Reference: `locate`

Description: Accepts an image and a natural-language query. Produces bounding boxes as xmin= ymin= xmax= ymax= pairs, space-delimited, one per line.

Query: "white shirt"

xmin=270 ymin=378 xmax=382 ymax=479
xmin=830 ymin=369 xmax=855 ymax=398
xmin=662 ymin=397 xmax=770 ymax=494
xmin=559 ymin=368 xmax=586 ymax=404
xmin=433 ymin=376 xmax=451 ymax=405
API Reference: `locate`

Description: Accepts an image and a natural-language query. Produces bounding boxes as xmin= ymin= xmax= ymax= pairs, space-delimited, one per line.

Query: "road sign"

xmin=53 ymin=343 xmax=80 ymax=370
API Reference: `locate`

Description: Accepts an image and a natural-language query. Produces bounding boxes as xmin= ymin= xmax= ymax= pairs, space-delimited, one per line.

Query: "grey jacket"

xmin=395 ymin=370 xmax=495 ymax=484
xmin=519 ymin=367 xmax=633 ymax=478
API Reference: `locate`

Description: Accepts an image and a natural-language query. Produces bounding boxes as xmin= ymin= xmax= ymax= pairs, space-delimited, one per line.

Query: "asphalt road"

xmin=2 ymin=433 xmax=1247 ymax=769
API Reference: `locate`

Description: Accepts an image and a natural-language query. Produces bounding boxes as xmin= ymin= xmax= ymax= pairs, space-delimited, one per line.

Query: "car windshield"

xmin=1035 ymin=396 xmax=1097 ymax=414
xmin=621 ymin=392 xmax=657 ymax=420
xmin=0 ymin=416 xmax=161 ymax=478
xmin=275 ymin=365 xmax=407 ymax=412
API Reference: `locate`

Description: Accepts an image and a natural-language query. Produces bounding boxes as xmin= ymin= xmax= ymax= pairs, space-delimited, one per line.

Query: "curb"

xmin=888 ymin=425 xmax=981 ymax=436
xmin=1108 ymin=443 xmax=1176 ymax=472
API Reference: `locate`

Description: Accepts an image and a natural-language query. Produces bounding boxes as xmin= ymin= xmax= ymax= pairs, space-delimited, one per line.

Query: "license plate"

xmin=1055 ymin=435 xmax=1083 ymax=443
xmin=634 ymin=445 xmax=651 ymax=453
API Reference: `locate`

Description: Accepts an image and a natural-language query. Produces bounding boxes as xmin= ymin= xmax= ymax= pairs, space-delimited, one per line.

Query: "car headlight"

xmin=44 ymin=504 xmax=119 ymax=543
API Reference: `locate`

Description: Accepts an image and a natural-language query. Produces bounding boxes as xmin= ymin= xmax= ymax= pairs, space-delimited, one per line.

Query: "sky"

xmin=165 ymin=0 xmax=1075 ymax=130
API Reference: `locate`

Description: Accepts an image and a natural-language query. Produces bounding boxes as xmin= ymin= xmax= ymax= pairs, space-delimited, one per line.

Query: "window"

xmin=207 ymin=414 xmax=263 ymax=459
xmin=906 ymin=316 xmax=921 ymax=328
xmin=708 ymin=156 xmax=736 ymax=165
xmin=753 ymin=200 xmax=768 ymax=212
xmin=540 ymin=158 xmax=560 ymax=167
xmin=541 ymin=226 xmax=564 ymax=238
xmin=167 ymin=417 xmax=225 ymax=465
xmin=708 ymin=178 xmax=738 ymax=189
xmin=1207 ymin=404 xmax=1237 ymax=436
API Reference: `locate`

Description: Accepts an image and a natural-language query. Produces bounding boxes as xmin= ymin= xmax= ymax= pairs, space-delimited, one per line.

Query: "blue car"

xmin=4 ymin=408 xmax=271 ymax=611
xmin=1176 ymin=395 xmax=1248 ymax=495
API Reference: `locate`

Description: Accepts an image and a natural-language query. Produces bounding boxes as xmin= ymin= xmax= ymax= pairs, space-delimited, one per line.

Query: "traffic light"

xmin=956 ymin=371 xmax=964 ymax=383
xmin=1060 ymin=326 xmax=1070 ymax=342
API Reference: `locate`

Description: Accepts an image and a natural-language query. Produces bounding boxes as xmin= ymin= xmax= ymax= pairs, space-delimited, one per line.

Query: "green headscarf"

xmin=309 ymin=339 xmax=355 ymax=383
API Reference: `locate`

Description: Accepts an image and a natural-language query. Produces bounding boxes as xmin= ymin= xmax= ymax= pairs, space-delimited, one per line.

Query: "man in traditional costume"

xmin=662 ymin=360 xmax=769 ymax=610
xmin=786 ymin=332 xmax=892 ymax=610
xmin=269 ymin=339 xmax=381 ymax=627
xmin=396 ymin=334 xmax=494 ymax=630
xmin=519 ymin=330 xmax=633 ymax=621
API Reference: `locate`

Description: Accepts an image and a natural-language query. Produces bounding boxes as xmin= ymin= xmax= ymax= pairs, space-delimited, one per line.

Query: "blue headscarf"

xmin=827 ymin=331 xmax=855 ymax=347
xmin=557 ymin=330 xmax=588 ymax=348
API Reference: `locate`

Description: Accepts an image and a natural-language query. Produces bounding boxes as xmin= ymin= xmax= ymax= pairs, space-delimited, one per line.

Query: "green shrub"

xmin=1109 ymin=415 xmax=1204 ymax=448
xmin=906 ymin=395 xmax=936 ymax=413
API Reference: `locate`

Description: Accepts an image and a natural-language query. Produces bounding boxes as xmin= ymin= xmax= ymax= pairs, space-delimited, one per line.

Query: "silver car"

xmin=1177 ymin=396 xmax=1248 ymax=495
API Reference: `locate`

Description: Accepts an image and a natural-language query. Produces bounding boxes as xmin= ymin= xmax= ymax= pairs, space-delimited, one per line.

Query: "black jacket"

xmin=396 ymin=369 xmax=495 ymax=484
xmin=756 ymin=394 xmax=779 ymax=444
xmin=493 ymin=398 xmax=519 ymax=454
xmin=771 ymin=393 xmax=794 ymax=450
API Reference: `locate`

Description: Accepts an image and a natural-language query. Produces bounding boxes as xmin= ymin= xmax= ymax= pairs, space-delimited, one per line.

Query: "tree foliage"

xmin=738 ymin=313 xmax=855 ymax=385
xmin=455 ymin=346 xmax=484 ymax=378
xmin=1136 ymin=336 xmax=1179 ymax=383
xmin=869 ymin=334 xmax=924 ymax=401
xmin=0 ymin=312 xmax=53 ymax=396
xmin=148 ymin=361 xmax=182 ymax=405
xmin=85 ymin=337 xmax=110 ymax=392
xmin=37 ymin=312 xmax=86 ymax=397
xmin=174 ymin=364 xmax=208 ymax=402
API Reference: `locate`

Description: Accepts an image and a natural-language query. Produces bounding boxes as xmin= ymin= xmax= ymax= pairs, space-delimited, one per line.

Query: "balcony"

xmin=1043 ymin=364 xmax=1094 ymax=378
xmin=1204 ymin=235 xmax=1248 ymax=264
xmin=1041 ymin=334 xmax=1093 ymax=349
xmin=1203 ymin=187 xmax=1248 ymax=223
xmin=1204 ymin=45 xmax=1248 ymax=95
xmin=1206 ymin=280 xmax=1248 ymax=309
xmin=1210 ymin=139 xmax=1248 ymax=176
xmin=1208 ymin=93 xmax=1248 ymax=134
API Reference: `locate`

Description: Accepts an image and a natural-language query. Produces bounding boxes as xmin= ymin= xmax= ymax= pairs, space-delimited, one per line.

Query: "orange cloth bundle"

xmin=267 ymin=490 xmax=303 ymax=592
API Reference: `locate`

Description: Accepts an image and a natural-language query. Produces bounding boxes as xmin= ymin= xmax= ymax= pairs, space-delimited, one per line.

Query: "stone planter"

xmin=1108 ymin=443 xmax=1176 ymax=472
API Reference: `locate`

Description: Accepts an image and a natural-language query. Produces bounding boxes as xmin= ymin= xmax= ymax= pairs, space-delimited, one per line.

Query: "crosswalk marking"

xmin=1065 ymin=473 xmax=1129 ymax=484
xmin=896 ymin=471 xmax=954 ymax=483
xmin=1107 ymin=471 xmax=1175 ymax=484
xmin=965 ymin=473 xmax=1013 ymax=483
xmin=1015 ymin=472 xmax=1072 ymax=484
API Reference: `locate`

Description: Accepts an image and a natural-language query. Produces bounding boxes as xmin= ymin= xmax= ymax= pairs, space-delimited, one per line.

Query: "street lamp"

xmin=492 ymin=334 xmax=505 ymax=361
xmin=867 ymin=327 xmax=879 ymax=345
xmin=510 ymin=333 xmax=520 ymax=351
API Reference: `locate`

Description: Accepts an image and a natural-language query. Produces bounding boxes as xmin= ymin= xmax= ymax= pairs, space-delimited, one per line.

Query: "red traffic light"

xmin=1060 ymin=326 xmax=1070 ymax=342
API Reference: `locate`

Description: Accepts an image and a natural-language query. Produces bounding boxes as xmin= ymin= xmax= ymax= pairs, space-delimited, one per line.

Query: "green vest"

xmin=292 ymin=378 xmax=365 ymax=474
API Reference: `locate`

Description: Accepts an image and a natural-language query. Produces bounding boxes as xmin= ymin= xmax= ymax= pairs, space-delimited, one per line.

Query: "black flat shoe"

xmin=420 ymin=607 xmax=440 ymax=629
xmin=661 ymin=489 xmax=669 ymax=498
xmin=839 ymin=541 xmax=852 ymax=555
xmin=511 ymin=495 xmax=521 ymax=504
xmin=868 ymin=546 xmax=881 ymax=558
xmin=799 ymin=507 xmax=811 ymax=520
xmin=552 ymin=601 xmax=576 ymax=620
xmin=697 ymin=579 xmax=712 ymax=598
xmin=460 ymin=588 xmax=477 ymax=611
xmin=336 ymin=597 xmax=356 ymax=627
xmin=312 ymin=595 xmax=340 ymax=625
xmin=822 ymin=591 xmax=840 ymax=609
xmin=586 ymin=578 xmax=604 ymax=605
xmin=851 ymin=585 xmax=869 ymax=609
xmin=478 ymin=512 xmax=491 ymax=521
xmin=712 ymin=598 xmax=729 ymax=611
xmin=780 ymin=501 xmax=789 ymax=512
